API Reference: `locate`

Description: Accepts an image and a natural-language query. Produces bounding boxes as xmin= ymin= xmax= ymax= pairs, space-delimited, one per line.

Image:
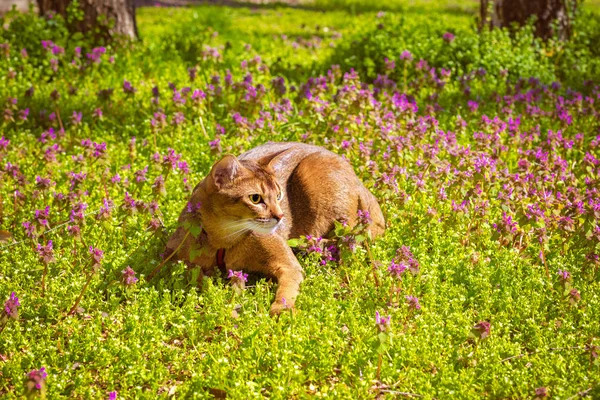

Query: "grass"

xmin=0 ymin=0 xmax=599 ymax=398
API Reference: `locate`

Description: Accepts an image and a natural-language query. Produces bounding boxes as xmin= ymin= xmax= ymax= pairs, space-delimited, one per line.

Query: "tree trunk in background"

xmin=480 ymin=0 xmax=578 ymax=40
xmin=37 ymin=0 xmax=138 ymax=40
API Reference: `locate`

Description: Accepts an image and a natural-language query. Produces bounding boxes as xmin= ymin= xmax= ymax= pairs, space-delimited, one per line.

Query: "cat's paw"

xmin=269 ymin=299 xmax=294 ymax=316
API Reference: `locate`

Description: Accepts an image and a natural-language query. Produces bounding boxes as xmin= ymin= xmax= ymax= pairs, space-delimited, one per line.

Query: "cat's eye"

xmin=249 ymin=194 xmax=262 ymax=204
xmin=277 ymin=191 xmax=283 ymax=201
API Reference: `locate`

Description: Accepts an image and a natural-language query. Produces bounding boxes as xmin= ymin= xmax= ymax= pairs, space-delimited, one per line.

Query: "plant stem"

xmin=364 ymin=239 xmax=380 ymax=288
xmin=67 ymin=272 xmax=94 ymax=316
xmin=148 ymin=229 xmax=191 ymax=280
xmin=41 ymin=263 xmax=48 ymax=298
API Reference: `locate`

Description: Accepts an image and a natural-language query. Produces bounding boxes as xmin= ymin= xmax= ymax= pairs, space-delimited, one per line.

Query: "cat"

xmin=165 ymin=142 xmax=385 ymax=315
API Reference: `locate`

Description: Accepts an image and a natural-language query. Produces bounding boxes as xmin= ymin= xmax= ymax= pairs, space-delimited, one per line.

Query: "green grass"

xmin=0 ymin=1 xmax=599 ymax=398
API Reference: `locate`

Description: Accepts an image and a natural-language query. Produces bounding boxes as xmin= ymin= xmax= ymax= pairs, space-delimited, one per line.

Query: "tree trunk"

xmin=480 ymin=0 xmax=578 ymax=40
xmin=37 ymin=0 xmax=138 ymax=40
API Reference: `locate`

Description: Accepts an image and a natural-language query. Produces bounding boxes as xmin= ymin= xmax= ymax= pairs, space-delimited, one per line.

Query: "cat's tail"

xmin=358 ymin=186 xmax=386 ymax=238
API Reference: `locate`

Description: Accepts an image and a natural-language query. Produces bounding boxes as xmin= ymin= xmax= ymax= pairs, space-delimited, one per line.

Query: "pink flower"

xmin=375 ymin=311 xmax=391 ymax=332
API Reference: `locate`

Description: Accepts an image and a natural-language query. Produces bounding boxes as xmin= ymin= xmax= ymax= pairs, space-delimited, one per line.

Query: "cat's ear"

xmin=210 ymin=155 xmax=242 ymax=188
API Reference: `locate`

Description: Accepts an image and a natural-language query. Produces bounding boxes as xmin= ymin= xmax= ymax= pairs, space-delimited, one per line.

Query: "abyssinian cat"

xmin=165 ymin=142 xmax=385 ymax=315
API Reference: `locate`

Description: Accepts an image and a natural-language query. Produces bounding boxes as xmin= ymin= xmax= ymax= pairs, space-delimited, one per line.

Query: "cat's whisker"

xmin=221 ymin=220 xmax=254 ymax=240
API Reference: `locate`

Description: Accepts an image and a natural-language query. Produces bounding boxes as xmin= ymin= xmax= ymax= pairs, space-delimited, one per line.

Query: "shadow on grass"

xmin=136 ymin=0 xmax=477 ymax=17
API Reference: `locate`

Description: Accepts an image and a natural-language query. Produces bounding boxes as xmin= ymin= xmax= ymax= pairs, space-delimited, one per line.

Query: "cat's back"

xmin=238 ymin=142 xmax=334 ymax=180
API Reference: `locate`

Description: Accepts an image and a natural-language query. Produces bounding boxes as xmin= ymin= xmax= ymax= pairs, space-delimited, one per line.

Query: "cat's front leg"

xmin=243 ymin=235 xmax=304 ymax=315
xmin=268 ymin=259 xmax=304 ymax=315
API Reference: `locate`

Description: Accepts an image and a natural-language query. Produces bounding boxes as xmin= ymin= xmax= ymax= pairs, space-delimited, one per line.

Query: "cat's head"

xmin=203 ymin=155 xmax=284 ymax=238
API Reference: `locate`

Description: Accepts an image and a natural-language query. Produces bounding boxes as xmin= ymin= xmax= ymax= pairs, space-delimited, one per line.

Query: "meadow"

xmin=1 ymin=0 xmax=600 ymax=398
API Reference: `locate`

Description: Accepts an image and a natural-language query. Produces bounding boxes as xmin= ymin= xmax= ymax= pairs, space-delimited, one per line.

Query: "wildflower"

xmin=443 ymin=32 xmax=455 ymax=42
xmin=148 ymin=218 xmax=161 ymax=231
xmin=534 ymin=387 xmax=548 ymax=399
xmin=0 ymin=136 xmax=9 ymax=151
xmin=93 ymin=142 xmax=107 ymax=158
xmin=67 ymin=225 xmax=81 ymax=239
xmin=399 ymin=50 xmax=412 ymax=61
xmin=171 ymin=112 xmax=185 ymax=126
xmin=121 ymin=267 xmax=138 ymax=286
xmin=3 ymin=292 xmax=20 ymax=319
xmin=472 ymin=321 xmax=491 ymax=339
xmin=123 ymin=80 xmax=136 ymax=94
xmin=188 ymin=66 xmax=197 ymax=82
xmin=134 ymin=165 xmax=149 ymax=183
xmin=71 ymin=111 xmax=82 ymax=125
xmin=557 ymin=269 xmax=571 ymax=282
xmin=97 ymin=198 xmax=114 ymax=220
xmin=568 ymin=288 xmax=580 ymax=305
xmin=89 ymin=246 xmax=104 ymax=270
xmin=36 ymin=241 xmax=55 ymax=265
xmin=69 ymin=202 xmax=88 ymax=223
xmin=388 ymin=260 xmax=408 ymax=277
xmin=152 ymin=175 xmax=167 ymax=197
xmin=109 ymin=391 xmax=118 ymax=400
xmin=405 ymin=295 xmax=421 ymax=310
xmin=228 ymin=269 xmax=248 ymax=283
xmin=467 ymin=100 xmax=478 ymax=112
xmin=93 ymin=107 xmax=103 ymax=119
xmin=375 ymin=311 xmax=391 ymax=332
xmin=209 ymin=137 xmax=221 ymax=152
xmin=123 ymin=192 xmax=138 ymax=213
xmin=34 ymin=206 xmax=51 ymax=228
xmin=186 ymin=201 xmax=201 ymax=214
xmin=163 ymin=148 xmax=182 ymax=171
xmin=26 ymin=367 xmax=47 ymax=392
xmin=357 ymin=209 xmax=371 ymax=225
xmin=19 ymin=108 xmax=29 ymax=121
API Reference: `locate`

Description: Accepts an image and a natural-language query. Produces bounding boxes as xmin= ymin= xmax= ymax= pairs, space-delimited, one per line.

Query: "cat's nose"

xmin=273 ymin=212 xmax=284 ymax=222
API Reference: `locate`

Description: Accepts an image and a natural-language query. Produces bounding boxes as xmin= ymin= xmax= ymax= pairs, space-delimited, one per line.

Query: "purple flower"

xmin=228 ymin=269 xmax=248 ymax=283
xmin=69 ymin=202 xmax=88 ymax=223
xmin=27 ymin=367 xmax=47 ymax=390
xmin=399 ymin=50 xmax=413 ymax=61
xmin=121 ymin=267 xmax=138 ymax=286
xmin=171 ymin=112 xmax=185 ymax=126
xmin=472 ymin=321 xmax=491 ymax=339
xmin=534 ymin=387 xmax=548 ymax=398
xmin=163 ymin=148 xmax=182 ymax=170
xmin=467 ymin=100 xmax=479 ymax=112
xmin=405 ymin=295 xmax=421 ymax=310
xmin=71 ymin=111 xmax=82 ymax=125
xmin=390 ymin=246 xmax=420 ymax=276
xmin=19 ymin=108 xmax=29 ymax=121
xmin=36 ymin=241 xmax=55 ymax=265
xmin=0 ymin=136 xmax=9 ymax=151
xmin=4 ymin=292 xmax=20 ymax=319
xmin=89 ymin=246 xmax=104 ymax=269
xmin=357 ymin=209 xmax=371 ymax=225
xmin=123 ymin=80 xmax=136 ymax=94
xmin=557 ymin=269 xmax=571 ymax=282
xmin=34 ymin=206 xmax=51 ymax=228
xmin=67 ymin=225 xmax=81 ymax=239
xmin=443 ymin=32 xmax=455 ymax=42
xmin=209 ymin=137 xmax=221 ymax=152
xmin=134 ymin=165 xmax=149 ymax=183
xmin=568 ymin=288 xmax=580 ymax=305
xmin=388 ymin=261 xmax=408 ymax=277
xmin=97 ymin=198 xmax=114 ymax=221
xmin=93 ymin=142 xmax=107 ymax=158
xmin=151 ymin=175 xmax=166 ymax=197
xmin=188 ymin=66 xmax=197 ymax=82
xmin=108 ymin=391 xmax=118 ymax=400
xmin=375 ymin=311 xmax=391 ymax=332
